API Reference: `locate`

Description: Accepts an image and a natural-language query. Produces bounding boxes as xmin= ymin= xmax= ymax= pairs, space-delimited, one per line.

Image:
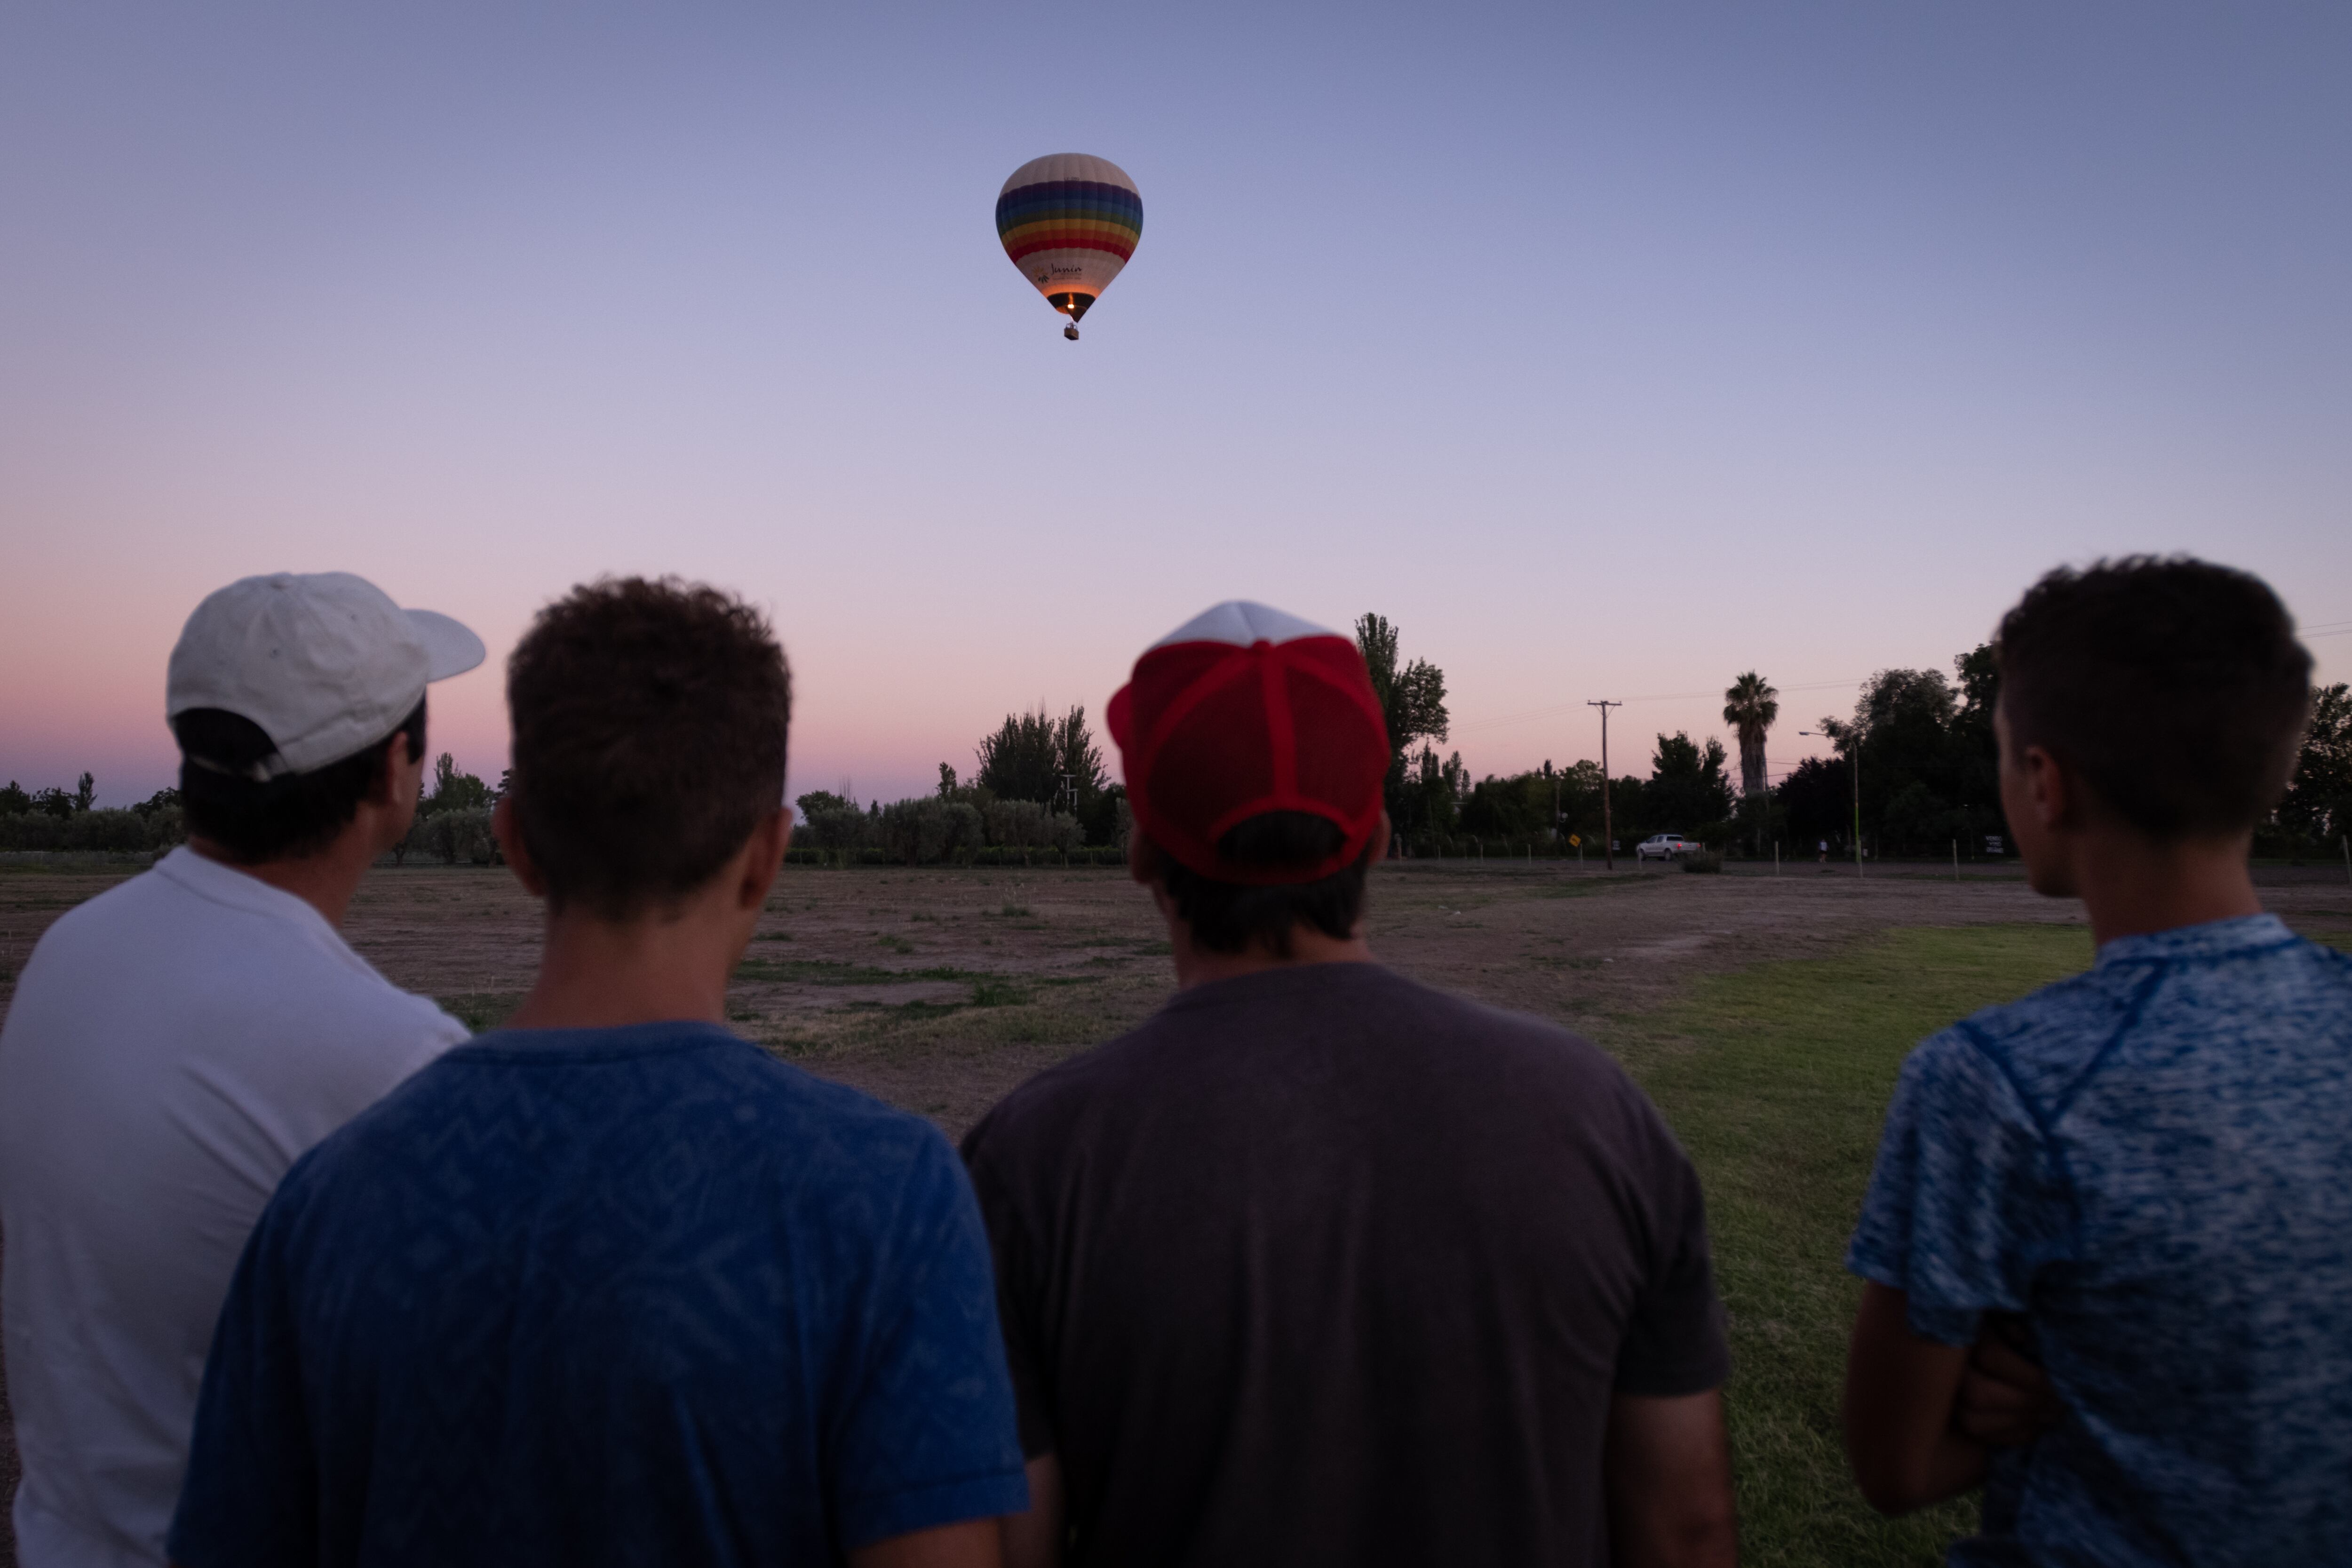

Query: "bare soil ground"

xmin=325 ymin=859 xmax=2130 ymax=1136
xmin=1 ymin=856 xmax=2347 ymax=1561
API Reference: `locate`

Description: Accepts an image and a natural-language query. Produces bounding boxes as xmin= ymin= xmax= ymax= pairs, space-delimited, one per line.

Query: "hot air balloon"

xmin=996 ymin=154 xmax=1142 ymax=342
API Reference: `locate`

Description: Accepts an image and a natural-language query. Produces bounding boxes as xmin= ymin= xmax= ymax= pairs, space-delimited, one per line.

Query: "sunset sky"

xmin=4 ymin=4 xmax=2347 ymax=807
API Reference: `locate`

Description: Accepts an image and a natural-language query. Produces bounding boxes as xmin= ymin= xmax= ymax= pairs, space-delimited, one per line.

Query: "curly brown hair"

xmin=506 ymin=577 xmax=791 ymax=917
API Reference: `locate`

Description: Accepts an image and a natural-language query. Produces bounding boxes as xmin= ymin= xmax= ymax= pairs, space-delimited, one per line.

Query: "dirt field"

xmin=337 ymin=858 xmax=2109 ymax=1134
xmin=1 ymin=855 xmax=2348 ymax=1561
xmin=9 ymin=854 xmax=2348 ymax=1143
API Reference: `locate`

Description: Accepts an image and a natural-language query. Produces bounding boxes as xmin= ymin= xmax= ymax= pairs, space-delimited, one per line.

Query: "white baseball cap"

xmin=166 ymin=572 xmax=486 ymax=778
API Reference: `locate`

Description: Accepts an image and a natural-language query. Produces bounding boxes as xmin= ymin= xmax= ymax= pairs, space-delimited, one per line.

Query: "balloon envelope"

xmin=997 ymin=153 xmax=1142 ymax=325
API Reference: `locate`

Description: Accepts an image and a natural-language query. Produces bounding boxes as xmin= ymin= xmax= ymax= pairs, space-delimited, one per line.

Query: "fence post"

xmin=1952 ymin=839 xmax=1959 ymax=882
xmin=2343 ymin=834 xmax=2350 ymax=888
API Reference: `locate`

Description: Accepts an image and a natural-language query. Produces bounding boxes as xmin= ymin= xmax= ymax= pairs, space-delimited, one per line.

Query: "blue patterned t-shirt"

xmin=1850 ymin=914 xmax=2352 ymax=1566
xmin=169 ymin=1022 xmax=1028 ymax=1568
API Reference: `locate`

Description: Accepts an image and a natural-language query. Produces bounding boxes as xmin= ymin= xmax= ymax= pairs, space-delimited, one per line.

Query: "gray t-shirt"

xmin=1850 ymin=914 xmax=2352 ymax=1566
xmin=962 ymin=962 xmax=1728 ymax=1568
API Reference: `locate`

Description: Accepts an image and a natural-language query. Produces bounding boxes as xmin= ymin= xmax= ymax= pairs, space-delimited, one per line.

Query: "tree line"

xmin=1354 ymin=618 xmax=2352 ymax=862
xmin=0 ymin=775 xmax=183 ymax=852
xmin=6 ymin=636 xmax=2347 ymax=867
xmin=0 ymin=754 xmax=503 ymax=861
xmin=789 ymin=704 xmax=1128 ymax=867
xmin=1356 ymin=614 xmax=1745 ymax=855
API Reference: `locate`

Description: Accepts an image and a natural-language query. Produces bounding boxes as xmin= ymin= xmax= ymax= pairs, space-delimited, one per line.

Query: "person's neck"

xmin=188 ymin=830 xmax=376 ymax=929
xmin=1168 ymin=923 xmax=1376 ymax=989
xmin=2063 ymin=829 xmax=2263 ymax=948
xmin=505 ymin=904 xmax=739 ymax=1030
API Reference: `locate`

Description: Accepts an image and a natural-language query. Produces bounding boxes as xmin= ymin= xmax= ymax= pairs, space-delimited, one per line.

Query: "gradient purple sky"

xmin=4 ymin=4 xmax=2347 ymax=807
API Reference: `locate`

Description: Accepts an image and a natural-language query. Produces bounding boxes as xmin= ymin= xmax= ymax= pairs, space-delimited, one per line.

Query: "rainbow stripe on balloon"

xmin=998 ymin=154 xmax=1141 ymax=329
xmin=995 ymin=180 xmax=1144 ymax=262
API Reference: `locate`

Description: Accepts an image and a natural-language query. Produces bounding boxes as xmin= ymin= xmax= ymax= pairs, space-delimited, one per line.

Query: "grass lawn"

xmin=1620 ymin=923 xmax=2096 ymax=1567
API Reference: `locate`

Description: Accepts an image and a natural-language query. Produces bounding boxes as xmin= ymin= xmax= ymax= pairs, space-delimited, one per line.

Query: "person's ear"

xmin=369 ymin=733 xmax=414 ymax=807
xmin=493 ymin=796 xmax=548 ymax=897
xmin=733 ymin=806 xmax=790 ymax=912
xmin=2019 ymin=744 xmax=2072 ymax=831
xmin=1369 ymin=810 xmax=1392 ymax=868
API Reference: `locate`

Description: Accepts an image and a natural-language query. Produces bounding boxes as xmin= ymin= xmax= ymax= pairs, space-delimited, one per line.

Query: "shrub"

xmin=786 ymin=795 xmax=1097 ymax=866
xmin=879 ymin=799 xmax=986 ymax=866
xmin=799 ymin=805 xmax=875 ymax=854
xmin=0 ymin=807 xmax=185 ymax=853
xmin=400 ymin=807 xmax=499 ymax=866
xmin=984 ymin=799 xmax=1084 ymax=856
xmin=774 ymin=843 xmax=1126 ymax=870
xmin=418 ymin=754 xmax=491 ymax=818
xmin=69 ymin=808 xmax=167 ymax=852
xmin=452 ymin=809 xmax=499 ymax=865
xmin=1 ymin=812 xmax=64 ymax=851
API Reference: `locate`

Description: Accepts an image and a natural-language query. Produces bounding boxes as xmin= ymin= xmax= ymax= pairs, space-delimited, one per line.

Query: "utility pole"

xmin=1851 ymin=730 xmax=1863 ymax=877
xmin=1800 ymin=724 xmax=1866 ymax=877
xmin=1753 ymin=750 xmax=1771 ymax=862
xmin=1589 ymin=701 xmax=1621 ymax=870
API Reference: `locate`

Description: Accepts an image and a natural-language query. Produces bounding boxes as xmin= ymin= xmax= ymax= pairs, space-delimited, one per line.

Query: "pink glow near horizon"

xmin=8 ymin=566 xmax=2346 ymax=811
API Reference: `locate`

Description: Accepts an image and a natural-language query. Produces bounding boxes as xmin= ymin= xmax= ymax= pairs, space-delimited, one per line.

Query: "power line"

xmin=1454 ymin=675 xmax=1867 ymax=736
xmin=1449 ymin=611 xmax=2351 ymax=740
xmin=1449 ymin=618 xmax=2349 ymax=746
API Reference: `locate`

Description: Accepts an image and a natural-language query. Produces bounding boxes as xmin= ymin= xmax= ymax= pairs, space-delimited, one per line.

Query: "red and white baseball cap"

xmin=1107 ymin=602 xmax=1391 ymax=885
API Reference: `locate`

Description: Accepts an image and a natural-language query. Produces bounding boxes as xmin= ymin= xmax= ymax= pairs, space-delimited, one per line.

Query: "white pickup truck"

xmin=1635 ymin=833 xmax=1700 ymax=862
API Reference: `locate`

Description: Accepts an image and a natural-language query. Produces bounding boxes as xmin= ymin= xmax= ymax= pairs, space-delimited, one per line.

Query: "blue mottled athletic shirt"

xmin=169 ymin=1022 xmax=1028 ymax=1568
xmin=1850 ymin=914 xmax=2352 ymax=1567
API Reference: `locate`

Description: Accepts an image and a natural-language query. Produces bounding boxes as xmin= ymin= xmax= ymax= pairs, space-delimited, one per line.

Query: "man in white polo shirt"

xmin=0 ymin=572 xmax=484 ymax=1566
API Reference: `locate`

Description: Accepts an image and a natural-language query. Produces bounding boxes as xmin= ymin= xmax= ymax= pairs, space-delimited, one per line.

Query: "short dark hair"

xmin=506 ymin=577 xmax=792 ymax=918
xmin=175 ymin=699 xmax=426 ymax=863
xmin=1151 ymin=810 xmax=1375 ymax=956
xmin=1995 ymin=557 xmax=2311 ymax=839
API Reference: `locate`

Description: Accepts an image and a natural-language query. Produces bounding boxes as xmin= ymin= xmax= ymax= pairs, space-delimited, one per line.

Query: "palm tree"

xmin=1723 ymin=674 xmax=1780 ymax=850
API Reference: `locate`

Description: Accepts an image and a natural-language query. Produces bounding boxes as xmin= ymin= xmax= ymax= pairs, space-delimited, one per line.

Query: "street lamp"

xmin=1798 ymin=727 xmax=1865 ymax=878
